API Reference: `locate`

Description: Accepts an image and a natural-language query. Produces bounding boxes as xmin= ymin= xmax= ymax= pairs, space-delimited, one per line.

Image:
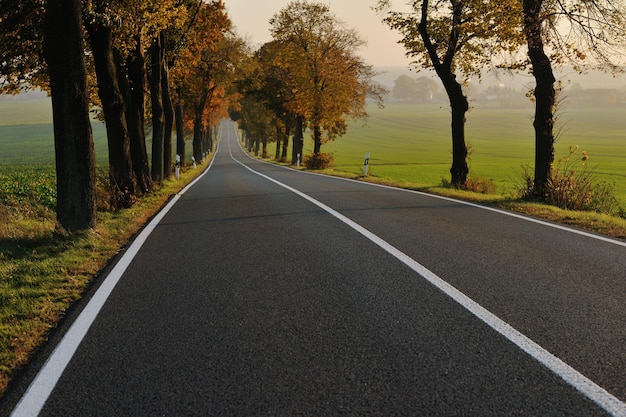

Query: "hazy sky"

xmin=224 ymin=0 xmax=412 ymax=68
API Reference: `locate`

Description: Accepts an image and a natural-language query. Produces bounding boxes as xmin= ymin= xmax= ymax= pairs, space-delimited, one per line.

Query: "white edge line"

xmin=9 ymin=141 xmax=221 ymax=417
xmin=228 ymin=128 xmax=626 ymax=417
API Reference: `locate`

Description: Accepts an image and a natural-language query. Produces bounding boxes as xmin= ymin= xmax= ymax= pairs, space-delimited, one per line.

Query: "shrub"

xmin=463 ymin=177 xmax=497 ymax=194
xmin=519 ymin=146 xmax=620 ymax=214
xmin=440 ymin=176 xmax=497 ymax=194
xmin=517 ymin=164 xmax=535 ymax=200
xmin=304 ymin=152 xmax=334 ymax=170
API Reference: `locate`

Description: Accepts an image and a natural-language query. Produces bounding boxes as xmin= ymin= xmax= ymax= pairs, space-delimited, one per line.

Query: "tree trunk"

xmin=419 ymin=0 xmax=469 ymax=187
xmin=163 ymin=83 xmax=174 ymax=178
xmin=282 ymin=120 xmax=291 ymax=162
xmin=210 ymin=124 xmax=217 ymax=152
xmin=524 ymin=0 xmax=556 ymax=196
xmin=245 ymin=131 xmax=251 ymax=151
xmin=162 ymin=34 xmax=174 ymax=179
xmin=204 ymin=123 xmax=211 ymax=155
xmin=313 ymin=124 xmax=322 ymax=154
xmin=44 ymin=0 xmax=96 ymax=231
xmin=275 ymin=124 xmax=281 ymax=159
xmin=292 ymin=116 xmax=304 ymax=165
xmin=193 ymin=89 xmax=209 ymax=163
xmin=117 ymin=35 xmax=152 ymax=194
xmin=149 ymin=34 xmax=165 ymax=184
xmin=442 ymin=76 xmax=469 ymax=186
xmin=175 ymin=100 xmax=185 ymax=167
xmin=193 ymin=105 xmax=204 ymax=163
xmin=86 ymin=22 xmax=136 ymax=209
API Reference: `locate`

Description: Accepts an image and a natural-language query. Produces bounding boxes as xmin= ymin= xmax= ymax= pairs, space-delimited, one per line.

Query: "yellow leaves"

xmin=581 ymin=150 xmax=589 ymax=163
xmin=259 ymin=1 xmax=381 ymax=143
xmin=92 ymin=0 xmax=188 ymax=55
xmin=379 ymin=0 xmax=526 ymax=77
xmin=561 ymin=145 xmax=589 ymax=166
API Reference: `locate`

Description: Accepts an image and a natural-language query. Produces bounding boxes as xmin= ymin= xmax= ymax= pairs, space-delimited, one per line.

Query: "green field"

xmin=320 ymin=102 xmax=626 ymax=203
xmin=2 ymin=98 xmax=626 ymax=204
xmin=0 ymin=98 xmax=108 ymax=165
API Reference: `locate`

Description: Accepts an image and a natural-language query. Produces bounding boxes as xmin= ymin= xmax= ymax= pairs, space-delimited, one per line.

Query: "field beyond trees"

xmin=2 ymin=98 xmax=625 ymax=205
xmin=321 ymin=102 xmax=626 ymax=206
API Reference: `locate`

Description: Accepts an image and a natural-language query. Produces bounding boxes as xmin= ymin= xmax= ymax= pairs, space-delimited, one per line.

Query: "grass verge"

xmin=301 ymin=164 xmax=626 ymax=241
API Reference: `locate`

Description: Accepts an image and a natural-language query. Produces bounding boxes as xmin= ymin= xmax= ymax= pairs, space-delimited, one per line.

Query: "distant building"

xmin=568 ymin=88 xmax=622 ymax=107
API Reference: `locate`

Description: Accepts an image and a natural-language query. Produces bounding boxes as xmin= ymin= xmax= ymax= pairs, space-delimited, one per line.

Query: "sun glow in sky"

xmin=224 ymin=0 xmax=413 ymax=68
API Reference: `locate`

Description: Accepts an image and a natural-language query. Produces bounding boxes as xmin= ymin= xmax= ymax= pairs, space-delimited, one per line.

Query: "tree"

xmin=392 ymin=75 xmax=420 ymax=102
xmin=239 ymin=95 xmax=275 ymax=157
xmin=186 ymin=32 xmax=243 ymax=163
xmin=414 ymin=76 xmax=440 ymax=102
xmin=85 ymin=0 xmax=186 ymax=194
xmin=170 ymin=0 xmax=234 ymax=164
xmin=44 ymin=0 xmax=97 ymax=230
xmin=115 ymin=33 xmax=153 ymax=194
xmin=84 ymin=4 xmax=137 ymax=208
xmin=247 ymin=41 xmax=298 ymax=162
xmin=270 ymin=1 xmax=385 ymax=158
xmin=378 ymin=0 xmax=522 ymax=186
xmin=137 ymin=1 xmax=188 ymax=184
xmin=391 ymin=75 xmax=440 ymax=102
xmin=149 ymin=31 xmax=167 ymax=183
xmin=521 ymin=0 xmax=626 ymax=195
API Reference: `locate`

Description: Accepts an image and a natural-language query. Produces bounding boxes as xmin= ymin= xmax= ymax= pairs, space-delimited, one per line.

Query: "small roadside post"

xmin=175 ymin=155 xmax=180 ymax=180
xmin=297 ymin=153 xmax=301 ymax=167
xmin=363 ymin=152 xmax=370 ymax=176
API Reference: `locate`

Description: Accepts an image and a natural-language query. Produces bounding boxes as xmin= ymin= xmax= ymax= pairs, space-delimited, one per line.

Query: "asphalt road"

xmin=3 ymin=120 xmax=626 ymax=416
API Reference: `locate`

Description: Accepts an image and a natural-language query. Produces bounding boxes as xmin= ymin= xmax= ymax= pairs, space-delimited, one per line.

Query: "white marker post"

xmin=192 ymin=156 xmax=197 ymax=169
xmin=175 ymin=155 xmax=180 ymax=180
xmin=297 ymin=153 xmax=301 ymax=167
xmin=363 ymin=152 xmax=370 ymax=176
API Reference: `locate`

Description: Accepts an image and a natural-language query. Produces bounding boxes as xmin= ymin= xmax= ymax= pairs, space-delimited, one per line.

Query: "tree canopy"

xmin=267 ymin=0 xmax=385 ymax=156
xmin=0 ymin=0 xmax=46 ymax=93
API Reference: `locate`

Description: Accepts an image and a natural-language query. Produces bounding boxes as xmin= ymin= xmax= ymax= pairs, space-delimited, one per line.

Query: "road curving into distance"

xmin=3 ymin=120 xmax=626 ymax=416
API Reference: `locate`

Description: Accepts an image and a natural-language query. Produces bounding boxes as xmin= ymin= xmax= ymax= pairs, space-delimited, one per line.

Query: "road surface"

xmin=3 ymin=120 xmax=626 ymax=416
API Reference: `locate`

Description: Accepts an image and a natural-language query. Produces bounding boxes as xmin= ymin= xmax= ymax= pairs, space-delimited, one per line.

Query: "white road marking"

xmin=9 ymin=149 xmax=220 ymax=417
xmin=227 ymin=122 xmax=626 ymax=417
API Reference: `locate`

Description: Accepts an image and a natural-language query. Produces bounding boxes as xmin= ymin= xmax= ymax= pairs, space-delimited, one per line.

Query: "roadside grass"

xmin=301 ymin=165 xmax=626 ymax=240
xmin=0 ymin=162 xmax=208 ymax=397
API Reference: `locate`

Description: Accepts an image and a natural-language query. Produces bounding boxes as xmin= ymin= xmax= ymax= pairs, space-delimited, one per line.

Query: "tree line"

xmin=231 ymin=1 xmax=385 ymax=167
xmin=1 ymin=0 xmax=385 ymax=232
xmin=1 ymin=0 xmax=243 ymax=231
xmin=377 ymin=0 xmax=626 ymax=195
